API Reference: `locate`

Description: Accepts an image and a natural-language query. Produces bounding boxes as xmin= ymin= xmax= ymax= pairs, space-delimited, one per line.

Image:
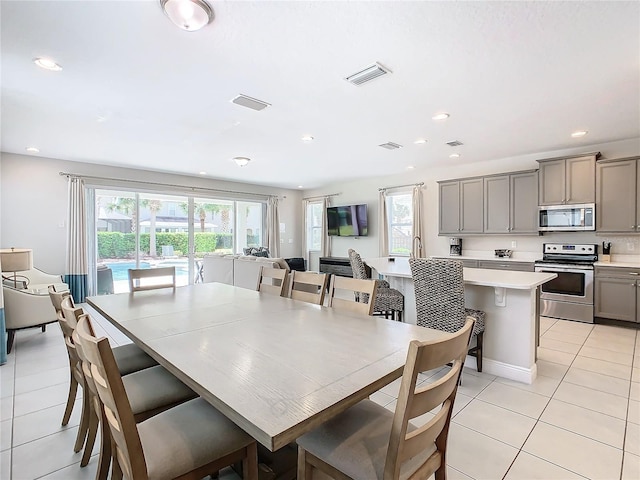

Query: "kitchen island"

xmin=366 ymin=257 xmax=557 ymax=384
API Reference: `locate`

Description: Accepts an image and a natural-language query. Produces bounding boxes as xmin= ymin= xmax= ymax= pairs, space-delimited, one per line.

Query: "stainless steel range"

xmin=534 ymin=243 xmax=598 ymax=324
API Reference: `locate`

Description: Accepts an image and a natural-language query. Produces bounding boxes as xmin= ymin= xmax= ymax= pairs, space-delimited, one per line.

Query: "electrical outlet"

xmin=511 ymin=241 xmax=517 ymax=248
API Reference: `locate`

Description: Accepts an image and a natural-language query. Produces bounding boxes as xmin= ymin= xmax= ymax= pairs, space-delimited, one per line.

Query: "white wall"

xmin=0 ymin=153 xmax=303 ymax=274
xmin=304 ymin=138 xmax=640 ymax=261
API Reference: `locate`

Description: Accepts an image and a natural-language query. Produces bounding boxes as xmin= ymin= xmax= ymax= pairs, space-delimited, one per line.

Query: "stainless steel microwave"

xmin=538 ymin=203 xmax=595 ymax=232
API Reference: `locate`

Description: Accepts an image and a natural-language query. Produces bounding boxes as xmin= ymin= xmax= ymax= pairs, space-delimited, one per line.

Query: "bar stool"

xmin=348 ymin=249 xmax=405 ymax=321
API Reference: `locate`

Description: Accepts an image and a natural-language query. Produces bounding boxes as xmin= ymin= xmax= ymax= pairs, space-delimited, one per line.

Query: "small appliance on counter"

xmin=601 ymin=242 xmax=611 ymax=263
xmin=494 ymin=249 xmax=513 ymax=258
xmin=449 ymin=237 xmax=462 ymax=256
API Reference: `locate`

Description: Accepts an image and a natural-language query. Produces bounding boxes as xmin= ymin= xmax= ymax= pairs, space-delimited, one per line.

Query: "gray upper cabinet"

xmin=484 ymin=175 xmax=510 ymax=233
xmin=596 ymin=157 xmax=638 ymax=233
xmin=439 ymin=181 xmax=461 ymax=234
xmin=538 ymin=154 xmax=596 ymax=205
xmin=484 ymin=171 xmax=538 ymax=234
xmin=438 ymin=178 xmax=483 ymax=234
xmin=460 ymin=179 xmax=484 ymax=233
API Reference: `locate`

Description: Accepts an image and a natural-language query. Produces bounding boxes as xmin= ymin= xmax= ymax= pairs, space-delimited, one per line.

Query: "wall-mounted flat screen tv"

xmin=327 ymin=204 xmax=368 ymax=237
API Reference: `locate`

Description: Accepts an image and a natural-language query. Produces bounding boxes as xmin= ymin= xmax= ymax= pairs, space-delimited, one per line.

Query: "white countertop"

xmin=366 ymin=257 xmax=556 ymax=290
xmin=433 ymin=255 xmax=541 ymax=263
xmin=594 ymin=261 xmax=640 ymax=268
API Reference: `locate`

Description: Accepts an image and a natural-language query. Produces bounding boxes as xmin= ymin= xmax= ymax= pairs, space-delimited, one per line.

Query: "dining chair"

xmin=409 ymin=258 xmax=486 ymax=372
xmin=74 ymin=314 xmax=259 ymax=480
xmin=327 ymin=275 xmax=378 ymax=316
xmin=257 ymin=266 xmax=288 ymax=296
xmin=72 ymin=312 xmax=206 ymax=479
xmin=348 ymin=249 xmax=405 ymax=321
xmin=128 ymin=266 xmax=176 ymax=292
xmin=47 ymin=285 xmax=76 ymax=426
xmin=297 ymin=317 xmax=474 ymax=480
xmin=287 ymin=271 xmax=329 ymax=305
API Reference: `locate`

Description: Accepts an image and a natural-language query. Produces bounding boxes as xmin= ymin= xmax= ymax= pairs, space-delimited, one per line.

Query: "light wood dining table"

xmin=86 ymin=282 xmax=447 ymax=451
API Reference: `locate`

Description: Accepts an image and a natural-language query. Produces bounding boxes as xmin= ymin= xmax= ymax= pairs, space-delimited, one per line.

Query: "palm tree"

xmin=106 ymin=197 xmax=137 ymax=232
xmin=141 ymin=199 xmax=162 ymax=257
xmin=210 ymin=204 xmax=232 ymax=233
xmin=179 ymin=202 xmax=217 ymax=232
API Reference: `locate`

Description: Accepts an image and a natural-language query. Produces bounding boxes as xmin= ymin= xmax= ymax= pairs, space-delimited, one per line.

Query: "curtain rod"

xmin=302 ymin=192 xmax=341 ymax=201
xmin=378 ymin=182 xmax=424 ymax=192
xmin=59 ymin=172 xmax=283 ymax=199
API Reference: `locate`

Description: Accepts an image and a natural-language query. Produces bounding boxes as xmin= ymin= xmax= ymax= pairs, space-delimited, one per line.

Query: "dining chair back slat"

xmin=327 ymin=275 xmax=377 ymax=316
xmin=128 ymin=267 xmax=176 ymax=292
xmin=257 ymin=266 xmax=288 ymax=296
xmin=287 ymin=271 xmax=328 ymax=305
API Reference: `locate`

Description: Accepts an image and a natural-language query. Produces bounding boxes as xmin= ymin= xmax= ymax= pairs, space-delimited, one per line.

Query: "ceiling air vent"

xmin=345 ymin=62 xmax=391 ymax=86
xmin=446 ymin=140 xmax=464 ymax=147
xmin=379 ymin=142 xmax=403 ymax=150
xmin=231 ymin=94 xmax=271 ymax=111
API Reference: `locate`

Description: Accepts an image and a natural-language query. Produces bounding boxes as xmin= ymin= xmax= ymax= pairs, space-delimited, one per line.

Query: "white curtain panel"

xmin=302 ymin=199 xmax=310 ymax=265
xmin=266 ymin=196 xmax=280 ymax=258
xmin=378 ymin=190 xmax=389 ymax=256
xmin=65 ymin=177 xmax=89 ymax=301
xmin=412 ymin=185 xmax=425 ymax=258
xmin=0 ymin=257 xmax=6 ymax=365
xmin=321 ymin=196 xmax=331 ymax=257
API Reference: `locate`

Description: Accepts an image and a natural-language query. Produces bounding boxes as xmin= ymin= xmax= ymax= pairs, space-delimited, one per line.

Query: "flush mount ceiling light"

xmin=25 ymin=147 xmax=40 ymax=153
xmin=432 ymin=113 xmax=450 ymax=120
xmin=33 ymin=57 xmax=62 ymax=71
xmin=301 ymin=135 xmax=314 ymax=142
xmin=449 ymin=153 xmax=460 ymax=159
xmin=160 ymin=0 xmax=214 ymax=32
xmin=233 ymin=157 xmax=251 ymax=167
xmin=571 ymin=130 xmax=588 ymax=138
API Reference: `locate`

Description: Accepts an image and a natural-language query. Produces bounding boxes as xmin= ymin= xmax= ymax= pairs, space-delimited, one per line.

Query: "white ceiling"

xmin=2 ymin=0 xmax=639 ymax=189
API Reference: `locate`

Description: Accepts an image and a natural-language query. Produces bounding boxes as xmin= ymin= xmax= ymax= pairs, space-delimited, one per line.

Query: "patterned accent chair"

xmin=409 ymin=257 xmax=485 ymax=372
xmin=348 ymin=249 xmax=404 ymax=321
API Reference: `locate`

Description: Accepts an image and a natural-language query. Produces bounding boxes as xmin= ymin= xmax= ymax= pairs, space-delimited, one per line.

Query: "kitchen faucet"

xmin=410 ymin=235 xmax=422 ymax=259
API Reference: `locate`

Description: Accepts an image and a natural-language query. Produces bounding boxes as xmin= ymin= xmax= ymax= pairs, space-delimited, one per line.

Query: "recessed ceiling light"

xmin=407 ymin=166 xmax=415 ymax=170
xmin=301 ymin=135 xmax=314 ymax=142
xmin=233 ymin=157 xmax=251 ymax=167
xmin=432 ymin=113 xmax=450 ymax=120
xmin=571 ymin=130 xmax=588 ymax=138
xmin=297 ymin=185 xmax=304 ymax=189
xmin=449 ymin=153 xmax=460 ymax=159
xmin=199 ymin=171 xmax=207 ymax=175
xmin=414 ymin=139 xmax=427 ymax=145
xmin=33 ymin=57 xmax=62 ymax=71
xmin=25 ymin=147 xmax=40 ymax=153
xmin=97 ymin=115 xmax=107 ymax=123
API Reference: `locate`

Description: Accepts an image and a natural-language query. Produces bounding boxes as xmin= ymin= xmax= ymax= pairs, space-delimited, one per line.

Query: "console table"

xmin=319 ymin=256 xmax=370 ymax=278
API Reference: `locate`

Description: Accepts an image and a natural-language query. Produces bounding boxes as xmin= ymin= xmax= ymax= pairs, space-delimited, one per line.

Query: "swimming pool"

xmin=105 ymin=261 xmax=189 ymax=280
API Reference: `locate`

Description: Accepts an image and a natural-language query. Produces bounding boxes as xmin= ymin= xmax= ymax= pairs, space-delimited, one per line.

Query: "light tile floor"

xmin=1 ymin=314 xmax=639 ymax=479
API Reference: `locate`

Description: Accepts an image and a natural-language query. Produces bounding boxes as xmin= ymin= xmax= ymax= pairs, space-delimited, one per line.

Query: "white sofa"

xmin=202 ymin=254 xmax=290 ymax=291
xmin=3 ymin=268 xmax=69 ymax=352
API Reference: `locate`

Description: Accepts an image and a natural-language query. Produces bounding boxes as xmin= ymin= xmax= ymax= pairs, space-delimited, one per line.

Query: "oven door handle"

xmin=535 ymin=266 xmax=592 ymax=274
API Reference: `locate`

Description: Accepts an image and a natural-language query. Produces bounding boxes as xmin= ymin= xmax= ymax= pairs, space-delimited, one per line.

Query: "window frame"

xmin=386 ymin=191 xmax=414 ymax=257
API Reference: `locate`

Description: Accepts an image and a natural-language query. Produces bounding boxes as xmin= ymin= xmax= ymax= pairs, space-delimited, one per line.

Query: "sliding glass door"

xmin=90 ymin=189 xmax=266 ymax=295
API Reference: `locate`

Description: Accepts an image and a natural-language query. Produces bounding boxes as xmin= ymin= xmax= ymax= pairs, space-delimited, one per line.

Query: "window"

xmin=91 ymin=188 xmax=265 ymax=295
xmin=306 ymin=202 xmax=323 ymax=251
xmin=386 ymin=192 xmax=413 ymax=256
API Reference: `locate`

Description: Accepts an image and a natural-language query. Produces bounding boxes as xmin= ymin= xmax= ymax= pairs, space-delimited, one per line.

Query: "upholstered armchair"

xmin=3 ymin=268 xmax=69 ymax=353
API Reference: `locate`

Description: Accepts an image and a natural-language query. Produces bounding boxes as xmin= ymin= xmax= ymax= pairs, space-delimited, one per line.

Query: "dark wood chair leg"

xmin=6 ymin=330 xmax=15 ymax=354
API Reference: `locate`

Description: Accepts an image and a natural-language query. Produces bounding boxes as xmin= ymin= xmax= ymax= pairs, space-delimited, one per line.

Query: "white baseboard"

xmin=465 ymin=355 xmax=537 ymax=384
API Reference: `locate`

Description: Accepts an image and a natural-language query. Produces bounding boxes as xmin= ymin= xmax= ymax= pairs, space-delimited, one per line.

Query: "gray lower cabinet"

xmin=538 ymin=154 xmax=596 ymax=206
xmin=477 ymin=260 xmax=535 ymax=272
xmin=438 ymin=178 xmax=483 ymax=234
xmin=483 ymin=171 xmax=538 ymax=234
xmin=596 ymin=157 xmax=639 ymax=233
xmin=594 ymin=266 xmax=640 ymax=323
